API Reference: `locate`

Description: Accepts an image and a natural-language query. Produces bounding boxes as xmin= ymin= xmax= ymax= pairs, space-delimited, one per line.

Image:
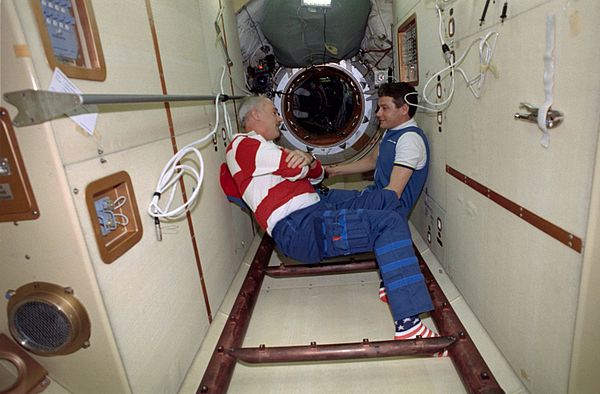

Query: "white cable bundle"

xmin=148 ymin=68 xmax=235 ymax=220
xmin=408 ymin=5 xmax=499 ymax=113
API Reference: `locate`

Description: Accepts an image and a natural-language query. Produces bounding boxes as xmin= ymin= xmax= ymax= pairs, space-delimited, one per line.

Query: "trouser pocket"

xmin=318 ymin=209 xmax=373 ymax=257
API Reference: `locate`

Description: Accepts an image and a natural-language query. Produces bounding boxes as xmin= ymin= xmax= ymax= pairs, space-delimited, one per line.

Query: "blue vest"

xmin=373 ymin=126 xmax=429 ymax=211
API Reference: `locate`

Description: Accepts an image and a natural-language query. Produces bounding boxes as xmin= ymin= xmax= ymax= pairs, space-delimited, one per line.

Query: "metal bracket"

xmin=514 ymin=102 xmax=563 ymax=129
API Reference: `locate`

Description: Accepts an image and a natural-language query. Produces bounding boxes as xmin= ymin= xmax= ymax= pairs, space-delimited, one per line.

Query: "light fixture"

xmin=301 ymin=0 xmax=332 ymax=7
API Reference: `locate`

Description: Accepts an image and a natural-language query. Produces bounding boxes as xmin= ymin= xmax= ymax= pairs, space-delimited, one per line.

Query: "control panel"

xmin=86 ymin=172 xmax=143 ymax=264
xmin=0 ymin=108 xmax=39 ymax=222
xmin=39 ymin=0 xmax=80 ymax=63
xmin=32 ymin=0 xmax=106 ymax=81
xmin=396 ymin=13 xmax=419 ymax=85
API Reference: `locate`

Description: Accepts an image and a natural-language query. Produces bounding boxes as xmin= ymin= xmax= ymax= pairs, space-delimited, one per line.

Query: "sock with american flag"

xmin=379 ymin=280 xmax=388 ymax=303
xmin=394 ymin=316 xmax=448 ymax=357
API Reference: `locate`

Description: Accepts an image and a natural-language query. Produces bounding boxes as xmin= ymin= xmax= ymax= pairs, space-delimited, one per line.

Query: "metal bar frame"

xmin=197 ymin=234 xmax=504 ymax=394
xmin=229 ymin=337 xmax=455 ymax=363
xmin=198 ymin=235 xmax=275 ymax=394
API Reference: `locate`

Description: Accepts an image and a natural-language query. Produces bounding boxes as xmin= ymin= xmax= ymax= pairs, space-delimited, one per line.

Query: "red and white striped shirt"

xmin=226 ymin=132 xmax=324 ymax=234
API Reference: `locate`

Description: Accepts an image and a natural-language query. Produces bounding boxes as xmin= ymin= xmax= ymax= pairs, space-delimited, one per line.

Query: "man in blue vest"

xmin=324 ymin=82 xmax=429 ymax=217
xmin=324 ymin=82 xmax=430 ymax=316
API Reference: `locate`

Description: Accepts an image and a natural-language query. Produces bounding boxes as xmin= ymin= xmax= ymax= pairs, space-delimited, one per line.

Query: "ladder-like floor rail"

xmin=197 ymin=234 xmax=504 ymax=394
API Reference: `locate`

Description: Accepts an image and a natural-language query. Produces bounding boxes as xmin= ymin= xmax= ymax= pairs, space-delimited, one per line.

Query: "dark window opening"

xmin=282 ymin=66 xmax=362 ymax=147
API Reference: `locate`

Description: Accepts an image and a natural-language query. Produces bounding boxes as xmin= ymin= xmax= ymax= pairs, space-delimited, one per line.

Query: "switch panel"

xmin=85 ymin=172 xmax=143 ymax=263
xmin=94 ymin=196 xmax=120 ymax=236
xmin=0 ymin=108 xmax=40 ymax=222
xmin=396 ymin=13 xmax=419 ymax=86
xmin=31 ymin=0 xmax=106 ymax=81
xmin=39 ymin=0 xmax=79 ymax=62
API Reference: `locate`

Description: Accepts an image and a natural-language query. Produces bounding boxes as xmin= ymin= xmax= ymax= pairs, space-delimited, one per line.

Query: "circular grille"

xmin=13 ymin=300 xmax=72 ymax=353
xmin=6 ymin=282 xmax=91 ymax=356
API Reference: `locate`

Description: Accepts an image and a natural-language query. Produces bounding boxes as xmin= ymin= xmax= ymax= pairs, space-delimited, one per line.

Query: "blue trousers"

xmin=271 ymin=189 xmax=433 ymax=321
xmin=318 ymin=187 xmax=411 ymax=217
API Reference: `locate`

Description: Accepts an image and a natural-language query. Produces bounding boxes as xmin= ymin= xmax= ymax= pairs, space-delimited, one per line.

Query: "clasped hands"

xmin=284 ymin=148 xmax=316 ymax=169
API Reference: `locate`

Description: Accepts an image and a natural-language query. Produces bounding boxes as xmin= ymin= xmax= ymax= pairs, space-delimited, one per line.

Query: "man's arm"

xmin=385 ymin=165 xmax=413 ymax=197
xmin=284 ymin=149 xmax=324 ymax=184
xmin=232 ymin=137 xmax=309 ymax=181
xmin=386 ymin=132 xmax=427 ymax=198
xmin=324 ymin=145 xmax=379 ymax=177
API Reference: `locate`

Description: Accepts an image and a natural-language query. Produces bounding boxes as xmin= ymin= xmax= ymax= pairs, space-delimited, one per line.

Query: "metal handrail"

xmin=3 ymin=89 xmax=246 ymax=127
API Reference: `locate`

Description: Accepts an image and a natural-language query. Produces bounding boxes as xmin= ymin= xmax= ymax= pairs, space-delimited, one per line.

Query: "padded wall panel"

xmin=445 ymin=178 xmax=580 ymax=394
xmin=402 ymin=0 xmax=600 ymax=393
xmin=147 ymin=0 xmax=214 ymax=137
xmin=3 ymin=0 xmax=254 ymax=393
xmin=64 ymin=137 xmax=208 ymax=394
xmin=445 ymin=0 xmax=599 ymax=235
xmin=13 ymin=0 xmax=171 ymax=166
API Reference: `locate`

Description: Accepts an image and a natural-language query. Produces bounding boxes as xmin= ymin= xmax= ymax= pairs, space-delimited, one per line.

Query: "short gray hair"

xmin=238 ymin=96 xmax=268 ymax=129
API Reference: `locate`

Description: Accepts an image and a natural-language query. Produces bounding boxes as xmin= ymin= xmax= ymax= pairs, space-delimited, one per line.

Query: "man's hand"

xmin=284 ymin=148 xmax=313 ymax=168
xmin=324 ymin=165 xmax=338 ymax=177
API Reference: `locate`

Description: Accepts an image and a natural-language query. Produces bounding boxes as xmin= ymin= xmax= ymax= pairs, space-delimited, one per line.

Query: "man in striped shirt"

xmin=222 ymin=96 xmax=439 ymax=343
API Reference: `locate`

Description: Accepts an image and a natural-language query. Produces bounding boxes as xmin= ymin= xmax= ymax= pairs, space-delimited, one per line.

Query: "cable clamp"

xmin=480 ymin=63 xmax=498 ymax=78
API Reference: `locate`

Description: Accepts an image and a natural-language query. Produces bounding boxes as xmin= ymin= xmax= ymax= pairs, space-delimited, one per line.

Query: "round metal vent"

xmin=6 ymin=282 xmax=91 ymax=356
xmin=273 ymin=59 xmax=382 ymax=164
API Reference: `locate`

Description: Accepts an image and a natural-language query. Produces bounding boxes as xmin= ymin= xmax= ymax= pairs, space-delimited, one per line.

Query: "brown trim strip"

xmin=415 ymin=247 xmax=505 ymax=394
xmin=145 ymin=0 xmax=212 ymax=321
xmin=229 ymin=337 xmax=455 ymax=363
xmin=446 ymin=165 xmax=582 ymax=253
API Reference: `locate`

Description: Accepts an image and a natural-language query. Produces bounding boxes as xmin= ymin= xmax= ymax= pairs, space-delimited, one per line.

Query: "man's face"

xmin=376 ymin=96 xmax=408 ymax=129
xmin=257 ymin=99 xmax=282 ymax=140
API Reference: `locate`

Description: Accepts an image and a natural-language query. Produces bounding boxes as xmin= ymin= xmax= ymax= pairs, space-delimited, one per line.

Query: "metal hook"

xmin=514 ymin=102 xmax=563 ymax=129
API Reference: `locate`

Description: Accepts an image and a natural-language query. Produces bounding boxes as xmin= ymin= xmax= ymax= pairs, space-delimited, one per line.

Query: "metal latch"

xmin=514 ymin=102 xmax=563 ymax=129
xmin=0 ymin=158 xmax=10 ymax=176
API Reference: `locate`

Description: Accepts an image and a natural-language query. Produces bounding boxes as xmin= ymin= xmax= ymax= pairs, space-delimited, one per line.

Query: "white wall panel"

xmin=64 ymin=138 xmax=208 ymax=394
xmin=446 ymin=0 xmax=599 ymax=234
xmin=401 ymin=0 xmax=600 ymax=392
xmin=175 ymin=128 xmax=254 ymax=316
xmin=150 ymin=0 xmax=214 ymax=135
xmin=446 ymin=178 xmax=580 ymax=394
xmin=12 ymin=0 xmax=171 ymax=166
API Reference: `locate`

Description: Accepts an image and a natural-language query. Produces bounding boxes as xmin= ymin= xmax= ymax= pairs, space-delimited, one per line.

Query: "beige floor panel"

xmin=227 ymin=357 xmax=464 ymax=394
xmin=243 ymin=283 xmax=395 ymax=345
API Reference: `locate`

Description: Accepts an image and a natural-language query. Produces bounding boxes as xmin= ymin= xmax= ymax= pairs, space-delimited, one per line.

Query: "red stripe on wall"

xmin=446 ymin=165 xmax=582 ymax=253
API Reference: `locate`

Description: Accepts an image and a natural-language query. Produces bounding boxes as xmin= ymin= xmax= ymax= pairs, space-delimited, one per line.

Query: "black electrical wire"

xmin=479 ymin=0 xmax=491 ymax=26
xmin=500 ymin=1 xmax=508 ymax=23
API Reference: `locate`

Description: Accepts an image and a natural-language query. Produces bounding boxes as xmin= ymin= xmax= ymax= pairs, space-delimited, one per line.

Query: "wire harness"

xmin=407 ymin=5 xmax=499 ymax=113
xmin=148 ymin=67 xmax=236 ymax=221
